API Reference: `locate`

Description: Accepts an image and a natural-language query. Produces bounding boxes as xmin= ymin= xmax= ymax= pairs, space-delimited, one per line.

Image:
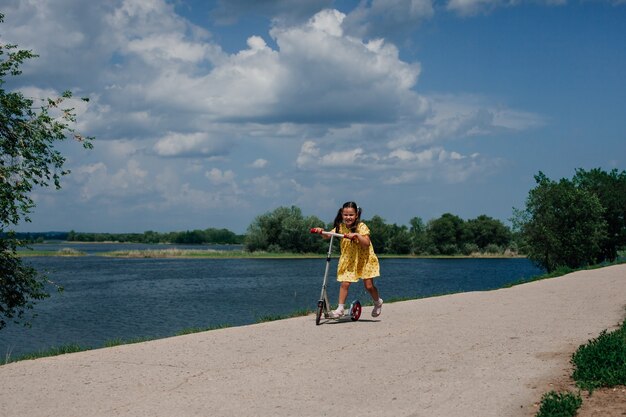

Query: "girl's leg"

xmin=363 ymin=279 xmax=380 ymax=301
xmin=332 ymin=282 xmax=351 ymax=317
xmin=338 ymin=281 xmax=351 ymax=305
xmin=363 ymin=279 xmax=383 ymax=317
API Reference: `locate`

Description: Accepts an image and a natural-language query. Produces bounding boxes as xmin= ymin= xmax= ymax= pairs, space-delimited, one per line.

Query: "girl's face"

xmin=342 ymin=207 xmax=358 ymax=227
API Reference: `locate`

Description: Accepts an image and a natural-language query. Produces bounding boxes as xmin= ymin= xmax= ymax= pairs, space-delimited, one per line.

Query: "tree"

xmin=466 ymin=215 xmax=512 ymax=250
xmin=426 ymin=213 xmax=468 ymax=255
xmin=366 ymin=215 xmax=391 ymax=254
xmin=408 ymin=216 xmax=428 ymax=254
xmin=0 ymin=13 xmax=93 ymax=329
xmin=513 ymin=172 xmax=607 ymax=272
xmin=244 ymin=206 xmax=325 ymax=253
xmin=387 ymin=224 xmax=412 ymax=255
xmin=573 ymin=168 xmax=626 ymax=262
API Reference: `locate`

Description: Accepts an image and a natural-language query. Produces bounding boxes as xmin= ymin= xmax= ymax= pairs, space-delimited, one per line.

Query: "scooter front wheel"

xmin=315 ymin=300 xmax=324 ymax=325
xmin=350 ymin=300 xmax=362 ymax=321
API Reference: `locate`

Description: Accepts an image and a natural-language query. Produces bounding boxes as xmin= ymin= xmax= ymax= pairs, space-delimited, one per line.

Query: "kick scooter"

xmin=310 ymin=228 xmax=362 ymax=325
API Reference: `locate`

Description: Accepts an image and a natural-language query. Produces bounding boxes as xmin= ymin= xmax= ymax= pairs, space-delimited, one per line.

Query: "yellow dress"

xmin=336 ymin=222 xmax=380 ymax=283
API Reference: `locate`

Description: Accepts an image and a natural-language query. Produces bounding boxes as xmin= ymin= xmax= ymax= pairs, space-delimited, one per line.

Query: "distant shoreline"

xmin=17 ymin=248 xmax=526 ymax=259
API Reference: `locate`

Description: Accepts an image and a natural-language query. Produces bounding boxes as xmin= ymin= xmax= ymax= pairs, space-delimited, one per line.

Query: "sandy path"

xmin=1 ymin=264 xmax=625 ymax=417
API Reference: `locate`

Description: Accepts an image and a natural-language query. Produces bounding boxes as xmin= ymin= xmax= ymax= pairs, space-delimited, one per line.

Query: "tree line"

xmin=243 ymin=205 xmax=516 ymax=256
xmin=66 ymin=228 xmax=244 ymax=245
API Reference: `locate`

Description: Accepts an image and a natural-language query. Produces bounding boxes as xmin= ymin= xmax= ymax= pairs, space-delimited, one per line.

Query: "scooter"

xmin=310 ymin=228 xmax=362 ymax=325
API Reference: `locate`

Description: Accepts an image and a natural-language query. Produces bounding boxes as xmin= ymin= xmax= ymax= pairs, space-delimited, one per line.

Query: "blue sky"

xmin=2 ymin=0 xmax=624 ymax=234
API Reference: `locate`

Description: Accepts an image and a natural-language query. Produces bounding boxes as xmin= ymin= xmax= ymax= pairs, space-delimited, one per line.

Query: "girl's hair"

xmin=333 ymin=201 xmax=362 ymax=233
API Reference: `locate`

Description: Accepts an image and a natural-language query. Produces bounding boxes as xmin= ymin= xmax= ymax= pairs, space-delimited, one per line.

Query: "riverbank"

xmin=18 ymin=247 xmax=526 ymax=259
xmin=1 ymin=263 xmax=624 ymax=416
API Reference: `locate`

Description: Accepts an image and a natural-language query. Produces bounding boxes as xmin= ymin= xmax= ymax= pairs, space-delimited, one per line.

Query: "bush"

xmin=484 ymin=243 xmax=502 ymax=254
xmin=535 ymin=391 xmax=582 ymax=417
xmin=461 ymin=243 xmax=479 ymax=256
xmin=571 ymin=321 xmax=626 ymax=392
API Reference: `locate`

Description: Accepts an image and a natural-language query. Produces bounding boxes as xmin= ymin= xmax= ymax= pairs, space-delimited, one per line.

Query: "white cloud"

xmin=206 ymin=168 xmax=237 ymax=187
xmin=343 ymin=0 xmax=434 ymax=40
xmin=250 ymin=159 xmax=269 ymax=168
xmin=387 ymin=93 xmax=545 ymax=148
xmin=73 ymin=159 xmax=148 ymax=201
xmin=153 ymin=132 xmax=228 ymax=158
xmin=445 ymin=0 xmax=568 ymax=16
xmin=384 ymin=147 xmax=488 ymax=184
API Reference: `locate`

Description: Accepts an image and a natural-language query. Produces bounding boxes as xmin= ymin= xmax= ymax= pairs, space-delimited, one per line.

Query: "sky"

xmin=1 ymin=0 xmax=625 ymax=234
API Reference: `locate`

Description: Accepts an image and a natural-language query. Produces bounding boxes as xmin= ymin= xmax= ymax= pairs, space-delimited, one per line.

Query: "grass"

xmin=571 ymin=318 xmax=626 ymax=393
xmin=18 ymin=247 xmax=87 ymax=257
xmin=535 ymin=391 xmax=582 ymax=417
xmin=534 ymin=306 xmax=626 ymax=416
xmin=255 ymin=308 xmax=312 ymax=323
xmin=4 ymin=343 xmax=89 ymax=364
xmin=176 ymin=324 xmax=232 ymax=335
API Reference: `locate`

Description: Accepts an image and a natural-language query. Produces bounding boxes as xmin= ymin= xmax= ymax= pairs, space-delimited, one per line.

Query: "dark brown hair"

xmin=333 ymin=201 xmax=362 ymax=233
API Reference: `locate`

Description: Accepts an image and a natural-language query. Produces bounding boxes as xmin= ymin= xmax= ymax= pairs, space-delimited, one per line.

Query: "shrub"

xmin=571 ymin=321 xmax=626 ymax=392
xmin=535 ymin=391 xmax=582 ymax=417
xmin=484 ymin=243 xmax=502 ymax=254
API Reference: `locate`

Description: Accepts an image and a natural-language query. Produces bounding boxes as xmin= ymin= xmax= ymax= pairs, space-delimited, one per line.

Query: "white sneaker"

xmin=330 ymin=308 xmax=344 ymax=318
xmin=372 ymin=299 xmax=383 ymax=317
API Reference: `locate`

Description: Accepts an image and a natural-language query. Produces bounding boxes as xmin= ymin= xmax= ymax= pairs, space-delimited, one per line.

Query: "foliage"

xmin=0 ymin=13 xmax=93 ymax=329
xmin=535 ymin=391 xmax=582 ymax=417
xmin=426 ymin=213 xmax=469 ymax=255
xmin=573 ymin=168 xmax=626 ymax=262
xmin=244 ymin=206 xmax=326 ymax=253
xmin=242 ymin=205 xmax=516 ymax=256
xmin=466 ymin=215 xmax=511 ymax=250
xmin=572 ymin=320 xmax=626 ymax=393
xmin=513 ymin=172 xmax=608 ymax=272
xmin=65 ymin=228 xmax=244 ymax=244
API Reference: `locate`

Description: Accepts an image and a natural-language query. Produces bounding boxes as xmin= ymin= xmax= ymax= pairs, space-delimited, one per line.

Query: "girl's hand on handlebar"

xmin=311 ymin=227 xmax=324 ymax=234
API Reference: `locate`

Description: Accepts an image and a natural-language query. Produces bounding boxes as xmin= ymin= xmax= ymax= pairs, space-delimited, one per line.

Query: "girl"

xmin=312 ymin=201 xmax=383 ymax=318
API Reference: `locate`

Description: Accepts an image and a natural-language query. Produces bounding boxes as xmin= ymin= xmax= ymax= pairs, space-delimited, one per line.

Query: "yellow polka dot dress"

xmin=336 ymin=222 xmax=380 ymax=283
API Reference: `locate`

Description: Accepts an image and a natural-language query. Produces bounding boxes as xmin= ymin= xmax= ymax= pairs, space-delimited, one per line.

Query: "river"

xmin=2 ymin=245 xmax=544 ymax=358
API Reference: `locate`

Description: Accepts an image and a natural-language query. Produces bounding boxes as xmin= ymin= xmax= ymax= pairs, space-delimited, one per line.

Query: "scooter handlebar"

xmin=309 ymin=228 xmax=349 ymax=239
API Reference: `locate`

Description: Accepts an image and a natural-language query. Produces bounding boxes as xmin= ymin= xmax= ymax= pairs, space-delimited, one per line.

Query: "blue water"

xmin=1 ymin=256 xmax=544 ymax=358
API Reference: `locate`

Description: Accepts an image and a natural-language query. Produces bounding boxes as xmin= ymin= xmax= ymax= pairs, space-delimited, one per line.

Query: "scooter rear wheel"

xmin=315 ymin=300 xmax=324 ymax=325
xmin=350 ymin=301 xmax=362 ymax=321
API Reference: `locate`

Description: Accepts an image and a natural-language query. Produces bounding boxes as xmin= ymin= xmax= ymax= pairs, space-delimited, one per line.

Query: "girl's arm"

xmin=346 ymin=232 xmax=370 ymax=248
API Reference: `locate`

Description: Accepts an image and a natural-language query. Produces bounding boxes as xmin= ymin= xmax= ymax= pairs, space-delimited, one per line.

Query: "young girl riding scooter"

xmin=312 ymin=201 xmax=383 ymax=318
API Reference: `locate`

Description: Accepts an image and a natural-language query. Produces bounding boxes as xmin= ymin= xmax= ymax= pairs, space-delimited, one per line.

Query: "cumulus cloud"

xmin=153 ymin=132 xmax=229 ymax=158
xmin=445 ymin=0 xmax=567 ymax=16
xmin=343 ymin=0 xmax=435 ymax=40
xmin=72 ymin=159 xmax=148 ymax=201
xmin=1 ymin=0 xmax=555 ymax=232
xmin=210 ymin=0 xmax=333 ymax=25
xmin=387 ymin=93 xmax=545 ymax=148
xmin=250 ymin=159 xmax=269 ymax=168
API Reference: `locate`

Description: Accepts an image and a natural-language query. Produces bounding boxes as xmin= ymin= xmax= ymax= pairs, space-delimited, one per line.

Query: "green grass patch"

xmin=571 ymin=319 xmax=626 ymax=393
xmin=255 ymin=308 xmax=313 ymax=323
xmin=104 ymin=336 xmax=155 ymax=348
xmin=176 ymin=324 xmax=232 ymax=335
xmin=17 ymin=247 xmax=87 ymax=257
xmin=4 ymin=343 xmax=89 ymax=364
xmin=535 ymin=390 xmax=582 ymax=417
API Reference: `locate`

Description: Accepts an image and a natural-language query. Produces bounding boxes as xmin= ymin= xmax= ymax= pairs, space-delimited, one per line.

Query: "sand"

xmin=1 ymin=264 xmax=625 ymax=417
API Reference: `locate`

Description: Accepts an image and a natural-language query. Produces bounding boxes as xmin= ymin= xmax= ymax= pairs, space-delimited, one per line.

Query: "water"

xmin=1 ymin=256 xmax=544 ymax=358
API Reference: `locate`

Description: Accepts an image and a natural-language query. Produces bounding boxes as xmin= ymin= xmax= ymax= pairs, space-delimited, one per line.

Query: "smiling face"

xmin=342 ymin=207 xmax=358 ymax=228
